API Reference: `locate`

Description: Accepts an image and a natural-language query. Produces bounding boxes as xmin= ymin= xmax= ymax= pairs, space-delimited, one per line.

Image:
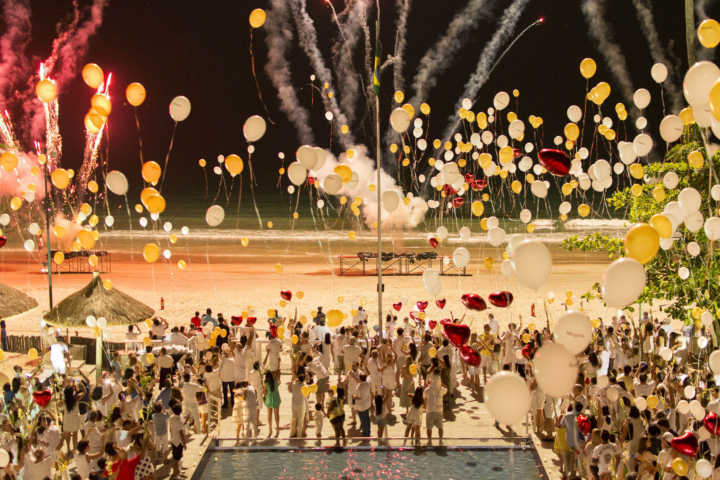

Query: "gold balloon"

xmin=78 ymin=230 xmax=96 ymax=250
xmin=629 ymin=163 xmax=644 ymax=179
xmin=498 ymin=146 xmax=513 ymax=164
xmin=671 ymin=458 xmax=688 ymax=477
xmin=140 ymin=187 xmax=160 ymax=207
xmin=249 ymin=8 xmax=267 ymax=28
xmin=652 ymin=185 xmax=666 ymax=202
xmin=428 ymin=347 xmax=437 ymax=358
xmin=53 ymin=251 xmax=64 ymax=265
xmin=125 ymin=82 xmax=146 ymax=107
xmin=28 ymin=348 xmax=38 ymax=360
xmin=143 ymin=243 xmax=161 ymax=263
xmin=0 ymin=152 xmax=18 ymax=172
xmin=711 ymin=80 xmax=720 ymax=121
xmin=401 ymin=103 xmax=415 ymax=119
xmin=578 ymin=203 xmax=590 ymax=218
xmin=393 ymin=90 xmax=405 ymax=103
xmin=649 ymin=214 xmax=672 ymax=239
xmin=334 ymin=165 xmax=352 ymax=183
xmin=142 ymin=161 xmax=162 ymax=185
xmin=84 ymin=112 xmax=105 ymax=134
xmin=225 ymin=154 xmax=244 ymax=177
xmin=688 ymin=150 xmax=704 ymax=169
xmin=80 ymin=203 xmax=92 ymax=216
xmin=564 ymin=123 xmax=579 ymax=141
xmin=87 ymin=180 xmax=99 ymax=193
xmin=91 ymin=94 xmax=112 ymax=116
xmin=646 ymin=394 xmax=659 ymax=409
xmin=51 ymin=168 xmax=70 ymax=189
xmin=471 ymin=200 xmax=484 ymax=217
xmin=326 ymin=309 xmax=344 ymax=328
xmin=103 ymin=279 xmax=113 ymax=290
xmin=145 ymin=194 xmax=166 ymax=214
xmin=409 ymin=364 xmax=418 ymax=375
xmin=81 ymin=63 xmax=104 ymax=89
xmin=291 ymin=334 xmax=299 ymax=345
xmin=177 ymin=259 xmax=187 ymax=270
xmin=35 ymin=79 xmax=57 ymax=103
xmin=10 ymin=196 xmax=22 ymax=211
xmin=679 ymin=107 xmax=695 ymax=125
xmin=420 ymin=103 xmax=431 ymax=115
xmin=630 ymin=184 xmax=643 ymax=197
xmin=698 ymin=19 xmax=720 ymax=48
xmin=579 ymin=58 xmax=597 ymax=79
xmin=88 ymin=254 xmax=98 ymax=267
xmin=625 ymin=223 xmax=660 ymax=264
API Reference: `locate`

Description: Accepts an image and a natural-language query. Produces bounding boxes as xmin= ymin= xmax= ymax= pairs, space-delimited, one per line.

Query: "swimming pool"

xmin=192 ymin=446 xmax=547 ymax=479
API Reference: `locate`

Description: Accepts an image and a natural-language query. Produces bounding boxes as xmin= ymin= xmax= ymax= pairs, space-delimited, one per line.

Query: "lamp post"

xmin=42 ymin=162 xmax=53 ymax=309
xmin=375 ymin=1 xmax=383 ymax=340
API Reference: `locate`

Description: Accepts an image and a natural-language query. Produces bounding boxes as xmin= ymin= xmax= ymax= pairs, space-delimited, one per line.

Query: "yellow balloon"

xmin=564 ymin=123 xmax=579 ymax=141
xmin=145 ymin=353 xmax=155 ymax=365
xmin=394 ymin=90 xmax=405 ymax=103
xmin=81 ymin=63 xmax=104 ymax=89
xmin=698 ymin=19 xmax=720 ymax=48
xmin=578 ymin=203 xmax=590 ymax=217
xmin=28 ymin=348 xmax=38 ymax=360
xmin=625 ymin=223 xmax=660 ymax=264
xmin=249 ymin=8 xmax=266 ymax=28
xmin=710 ymin=79 xmax=720 ymax=121
xmin=301 ymin=385 xmax=310 ymax=397
xmin=594 ymin=82 xmax=611 ymax=104
xmin=688 ymin=150 xmax=704 ymax=169
xmin=511 ymin=180 xmax=522 ymax=194
xmin=0 ymin=152 xmax=17 ymax=172
xmin=409 ymin=364 xmax=418 ymax=375
xmin=35 ymin=79 xmax=57 ymax=103
xmin=142 ymin=161 xmax=162 ymax=185
xmin=579 ymin=58 xmax=597 ymax=79
xmin=241 ymin=237 xmax=250 ymax=247
xmin=177 ymin=259 xmax=187 ymax=270
xmin=296 ymin=291 xmax=304 ymax=299
xmin=169 ymin=234 xmax=178 ymax=244
xmin=225 ymin=154 xmax=244 ymax=177
xmin=51 ymin=168 xmax=70 ymax=190
xmin=629 ymin=163 xmax=644 ymax=179
xmin=103 ymin=279 xmax=113 ymax=290
xmin=10 ymin=196 xmax=21 ymax=211
xmin=84 ymin=112 xmax=105 ymax=134
xmin=198 ymin=158 xmax=207 ymax=168
xmin=671 ymin=458 xmax=688 ymax=476
xmin=649 ymin=214 xmax=672 ymax=238
xmin=140 ymin=187 xmax=159 ymax=208
xmin=679 ymin=107 xmax=695 ymax=125
xmin=646 ymin=394 xmax=659 ymax=409
xmin=77 ymin=230 xmax=96 ymax=250
xmin=471 ymin=200 xmax=484 ymax=217
xmin=498 ymin=146 xmax=513 ymax=164
xmin=326 ymin=309 xmax=344 ymax=328
xmin=145 ymin=318 xmax=153 ymax=328
xmin=334 ymin=165 xmax=353 ymax=183
xmin=521 ymin=333 xmax=531 ymax=343
xmin=420 ymin=103 xmax=431 ymax=115
xmin=87 ymin=180 xmax=99 ymax=193
xmin=273 ymin=263 xmax=282 ymax=273
xmin=652 ymin=185 xmax=666 ymax=202
xmin=53 ymin=251 xmax=64 ymax=265
xmin=630 ymin=184 xmax=643 ymax=197
xmin=143 ymin=337 xmax=152 ymax=347
xmin=125 ymin=82 xmax=146 ymax=107
xmin=88 ymin=254 xmax=98 ymax=267
xmin=145 ymin=194 xmax=166 ymax=214
xmin=429 ymin=347 xmax=437 ymax=358
xmin=529 ymin=115 xmax=543 ymax=129
xmin=91 ymin=94 xmax=112 ymax=116
xmin=291 ymin=334 xmax=299 ymax=345
xmin=143 ymin=243 xmax=160 ymax=263
xmin=402 ymin=103 xmax=415 ymax=119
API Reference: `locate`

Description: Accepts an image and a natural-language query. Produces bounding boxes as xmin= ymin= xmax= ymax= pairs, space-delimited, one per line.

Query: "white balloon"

xmin=687 ymin=241 xmax=701 ymax=256
xmin=658 ymin=346 xmax=673 ymax=362
xmin=711 ymin=350 xmax=720 ymax=374
xmin=169 ymin=95 xmax=191 ymax=122
xmin=617 ymin=141 xmax=637 ymax=165
xmin=518 ymin=156 xmax=533 ymax=172
xmin=436 ymin=226 xmax=449 ymax=241
xmin=684 ymin=385 xmax=696 ymax=400
xmin=683 ymin=61 xmax=720 ymax=107
xmin=105 ymin=215 xmax=114 ymax=227
xmin=663 ymin=171 xmax=679 ymax=190
xmin=512 ymin=240 xmax=552 ymax=290
xmin=422 ymin=269 xmax=441 ymax=296
xmin=452 ymin=247 xmax=470 ymax=268
xmin=96 ymin=317 xmax=107 ymax=329
xmin=602 ymin=257 xmax=646 ymax=308
xmin=487 ymin=216 xmax=499 ymax=229
xmin=242 ymin=115 xmax=267 ymax=142
xmin=313 ymin=147 xmax=327 ymax=170
xmin=389 ymin=108 xmax=411 ymax=133
xmin=487 ymin=227 xmax=506 ymax=247
xmin=287 ymin=162 xmax=308 ymax=186
xmin=613 ymin=162 xmax=625 ymax=175
xmin=698 ymin=336 xmax=709 ymax=349
xmin=0 ymin=449 xmax=8 ymax=468
xmin=702 ymin=310 xmax=715 ymax=326
xmin=704 ymin=216 xmax=720 ymax=240
xmin=695 ymin=104 xmax=715 ymax=128
xmin=554 ymin=311 xmax=593 ymax=354
xmin=139 ymin=217 xmax=148 ymax=228
xmin=677 ymin=399 xmax=690 ymax=414
xmin=500 ymin=259 xmax=516 ymax=277
xmin=533 ymin=343 xmax=577 ymax=398
xmin=519 ymin=209 xmax=532 ymax=224
xmin=484 ymin=372 xmax=531 ymax=425
xmin=106 ymin=170 xmax=129 ymax=196
xmin=659 ymin=115 xmax=684 ymax=143
xmin=459 ymin=226 xmax=471 ymax=241
xmin=296 ymin=145 xmax=318 ymax=170
xmin=678 ymin=266 xmax=690 ymax=280
xmin=635 ymin=116 xmax=648 ymax=130
xmin=684 ymin=210 xmax=704 ymax=233
xmin=382 ymin=191 xmax=400 ymax=212
xmin=493 ymin=91 xmax=510 ymax=111
xmin=651 ymin=62 xmax=668 ymax=83
xmin=678 ymin=187 xmax=702 ymax=215
xmin=85 ymin=315 xmax=97 ymax=328
xmin=696 ymin=458 xmax=713 ymax=478
xmin=633 ymin=133 xmax=653 ymax=156
xmin=634 ymin=397 xmax=647 ymax=411
xmin=567 ymin=105 xmax=582 ymax=123
xmin=322 ymin=173 xmax=342 ymax=194
xmin=559 ymin=202 xmax=571 ymax=215
xmin=205 ymin=205 xmax=224 ymax=227
xmin=633 ymin=88 xmax=651 ymax=109
xmin=530 ymin=181 xmax=548 ymax=199
xmin=712 ymin=184 xmax=720 ymax=201
xmin=23 ymin=239 xmax=34 ymax=251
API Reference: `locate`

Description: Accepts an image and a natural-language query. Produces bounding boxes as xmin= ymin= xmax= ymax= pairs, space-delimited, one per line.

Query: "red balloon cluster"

xmin=577 ymin=414 xmax=592 ymax=435
xmin=488 ymin=291 xmax=514 ymax=308
xmin=428 ymin=320 xmax=437 ymax=330
xmin=471 ymin=179 xmax=487 ymax=191
xmin=231 ymin=316 xmax=243 ymax=326
xmin=441 ymin=319 xmax=470 ymax=347
xmin=538 ymin=148 xmax=571 ymax=176
xmin=670 ymin=432 xmax=698 ymax=457
xmin=452 ymin=197 xmax=465 ymax=208
xmin=461 ymin=294 xmax=487 ymax=311
xmin=459 ymin=345 xmax=480 ymax=366
xmin=246 ymin=317 xmax=257 ymax=326
xmin=280 ymin=290 xmax=292 ymax=301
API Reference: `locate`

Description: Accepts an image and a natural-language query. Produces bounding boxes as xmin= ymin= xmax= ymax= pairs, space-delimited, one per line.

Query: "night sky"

xmin=18 ymin=0 xmax=720 ymax=198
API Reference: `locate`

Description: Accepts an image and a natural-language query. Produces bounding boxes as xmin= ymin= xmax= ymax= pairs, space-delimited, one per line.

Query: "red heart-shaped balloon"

xmin=231 ymin=315 xmax=243 ymax=326
xmin=577 ymin=414 xmax=591 ymax=435
xmin=429 ymin=237 xmax=439 ymax=248
xmin=459 ymin=345 xmax=480 ymax=366
xmin=33 ymin=390 xmax=52 ymax=408
xmin=704 ymin=412 xmax=720 ymax=436
xmin=521 ymin=344 xmax=533 ymax=359
xmin=246 ymin=317 xmax=257 ymax=326
xmin=464 ymin=173 xmax=475 ymax=184
xmin=428 ymin=320 xmax=437 ymax=330
xmin=488 ymin=291 xmax=514 ymax=308
xmin=0 ymin=236 xmax=6 ymax=248
xmin=461 ymin=294 xmax=487 ymax=311
xmin=443 ymin=184 xmax=457 ymax=196
xmin=269 ymin=324 xmax=278 ymax=338
xmin=393 ymin=302 xmax=402 ymax=312
xmin=435 ymin=298 xmax=446 ymax=309
xmin=538 ymin=148 xmax=571 ymax=176
xmin=513 ymin=147 xmax=523 ymax=159
xmin=409 ymin=311 xmax=423 ymax=324
xmin=441 ymin=319 xmax=470 ymax=347
xmin=471 ymin=179 xmax=487 ymax=191
xmin=280 ymin=290 xmax=292 ymax=301
xmin=452 ymin=197 xmax=465 ymax=208
xmin=671 ymin=432 xmax=698 ymax=457
xmin=416 ymin=301 xmax=428 ymax=312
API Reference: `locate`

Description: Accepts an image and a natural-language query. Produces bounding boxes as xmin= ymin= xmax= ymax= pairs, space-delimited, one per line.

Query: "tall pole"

xmin=43 ymin=163 xmax=53 ymax=309
xmin=685 ymin=0 xmax=696 ymax=66
xmin=375 ymin=5 xmax=383 ymax=340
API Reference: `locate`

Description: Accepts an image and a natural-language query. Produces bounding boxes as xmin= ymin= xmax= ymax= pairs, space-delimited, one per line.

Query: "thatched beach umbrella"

xmin=43 ymin=274 xmax=154 ymax=382
xmin=0 ymin=283 xmax=38 ymax=319
xmin=43 ymin=274 xmax=153 ymax=327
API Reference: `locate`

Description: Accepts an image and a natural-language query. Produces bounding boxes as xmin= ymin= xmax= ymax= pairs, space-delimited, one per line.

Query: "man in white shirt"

xmin=488 ymin=313 xmax=499 ymax=336
xmin=240 ymin=383 xmax=259 ymax=438
xmin=354 ymin=374 xmax=372 ymax=437
xmin=50 ymin=337 xmax=69 ymax=375
xmin=424 ymin=382 xmax=447 ymax=444
xmin=333 ymin=328 xmax=347 ymax=374
xmin=264 ymin=335 xmax=283 ymax=380
xmin=21 ymin=449 xmax=52 ymax=480
xmin=181 ymin=373 xmax=203 ymax=433
xmin=352 ymin=307 xmax=368 ymax=326
xmin=165 ymin=327 xmax=189 ymax=346
xmin=591 ymin=430 xmax=618 ymax=480
xmin=168 ymin=404 xmax=187 ymax=478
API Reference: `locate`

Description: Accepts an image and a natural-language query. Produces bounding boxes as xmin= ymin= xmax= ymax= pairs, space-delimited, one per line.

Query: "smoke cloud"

xmin=392 ymin=0 xmax=411 ymax=93
xmin=0 ymin=0 xmax=32 ymax=105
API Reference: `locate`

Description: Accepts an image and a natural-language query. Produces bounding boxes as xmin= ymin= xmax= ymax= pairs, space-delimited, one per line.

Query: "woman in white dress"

xmin=62 ymin=378 xmax=85 ymax=451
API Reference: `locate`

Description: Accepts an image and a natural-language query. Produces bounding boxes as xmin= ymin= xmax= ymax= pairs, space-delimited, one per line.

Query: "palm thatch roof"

xmin=43 ymin=275 xmax=154 ymax=327
xmin=0 ymin=283 xmax=38 ymax=318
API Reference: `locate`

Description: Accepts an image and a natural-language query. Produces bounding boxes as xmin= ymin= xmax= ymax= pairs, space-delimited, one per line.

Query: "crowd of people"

xmin=0 ymin=303 xmax=717 ymax=479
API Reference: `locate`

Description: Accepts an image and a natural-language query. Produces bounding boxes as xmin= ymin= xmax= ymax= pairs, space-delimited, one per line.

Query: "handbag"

xmin=135 ymin=455 xmax=154 ymax=480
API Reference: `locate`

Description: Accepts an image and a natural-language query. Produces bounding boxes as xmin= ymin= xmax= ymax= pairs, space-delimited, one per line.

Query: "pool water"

xmin=194 ymin=447 xmax=545 ymax=479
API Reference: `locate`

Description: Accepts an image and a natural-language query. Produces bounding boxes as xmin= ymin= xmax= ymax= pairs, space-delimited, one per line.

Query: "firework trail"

xmin=0 ymin=109 xmax=18 ymax=149
xmin=392 ymin=0 xmax=411 ymax=93
xmin=264 ymin=0 xmax=314 ymax=145
xmin=37 ymin=64 xmax=61 ymax=168
xmin=0 ymin=0 xmax=32 ymax=106
xmin=290 ymin=0 xmax=354 ymax=146
xmin=360 ymin=6 xmax=373 ymax=99
xmin=581 ymin=0 xmax=635 ymax=105
xmin=443 ymin=0 xmax=530 ymax=141
xmin=411 ymin=0 xmax=493 ymax=104
xmin=631 ymin=0 xmax=682 ymax=110
xmin=77 ymin=77 xmax=111 ymax=196
xmin=332 ymin=0 xmax=367 ymax=126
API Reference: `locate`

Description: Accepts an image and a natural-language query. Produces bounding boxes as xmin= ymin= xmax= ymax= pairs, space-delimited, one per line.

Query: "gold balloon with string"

xmin=225 ymin=154 xmax=244 ymax=177
xmin=578 ymin=203 xmax=590 ymax=217
xmin=51 ymin=169 xmax=70 ymax=189
xmin=78 ymin=230 xmax=96 ymax=250
xmin=698 ymin=18 xmax=720 ymax=48
xmin=145 ymin=194 xmax=166 ymax=214
xmin=249 ymin=8 xmax=266 ymax=28
xmin=579 ymin=58 xmax=596 ymax=79
xmin=35 ymin=79 xmax=57 ymax=103
xmin=91 ymin=94 xmax=112 ymax=116
xmin=143 ymin=243 xmax=161 ymax=263
xmin=142 ymin=161 xmax=162 ymax=185
xmin=82 ymin=63 xmax=104 ymax=89
xmin=125 ymin=82 xmax=146 ymax=107
xmin=649 ymin=214 xmax=672 ymax=238
xmin=625 ymin=223 xmax=660 ymax=264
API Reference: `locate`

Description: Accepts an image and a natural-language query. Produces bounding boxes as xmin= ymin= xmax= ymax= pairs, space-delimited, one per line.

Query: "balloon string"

xmin=133 ymin=109 xmax=145 ymax=172
xmin=202 ymin=167 xmax=209 ymax=200
xmin=159 ymin=122 xmax=178 ymax=192
xmin=246 ymin=154 xmax=264 ymax=229
xmin=235 ymin=175 xmax=243 ymax=230
xmin=249 ymin=29 xmax=275 ymax=125
xmin=124 ymin=195 xmax=134 ymax=261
